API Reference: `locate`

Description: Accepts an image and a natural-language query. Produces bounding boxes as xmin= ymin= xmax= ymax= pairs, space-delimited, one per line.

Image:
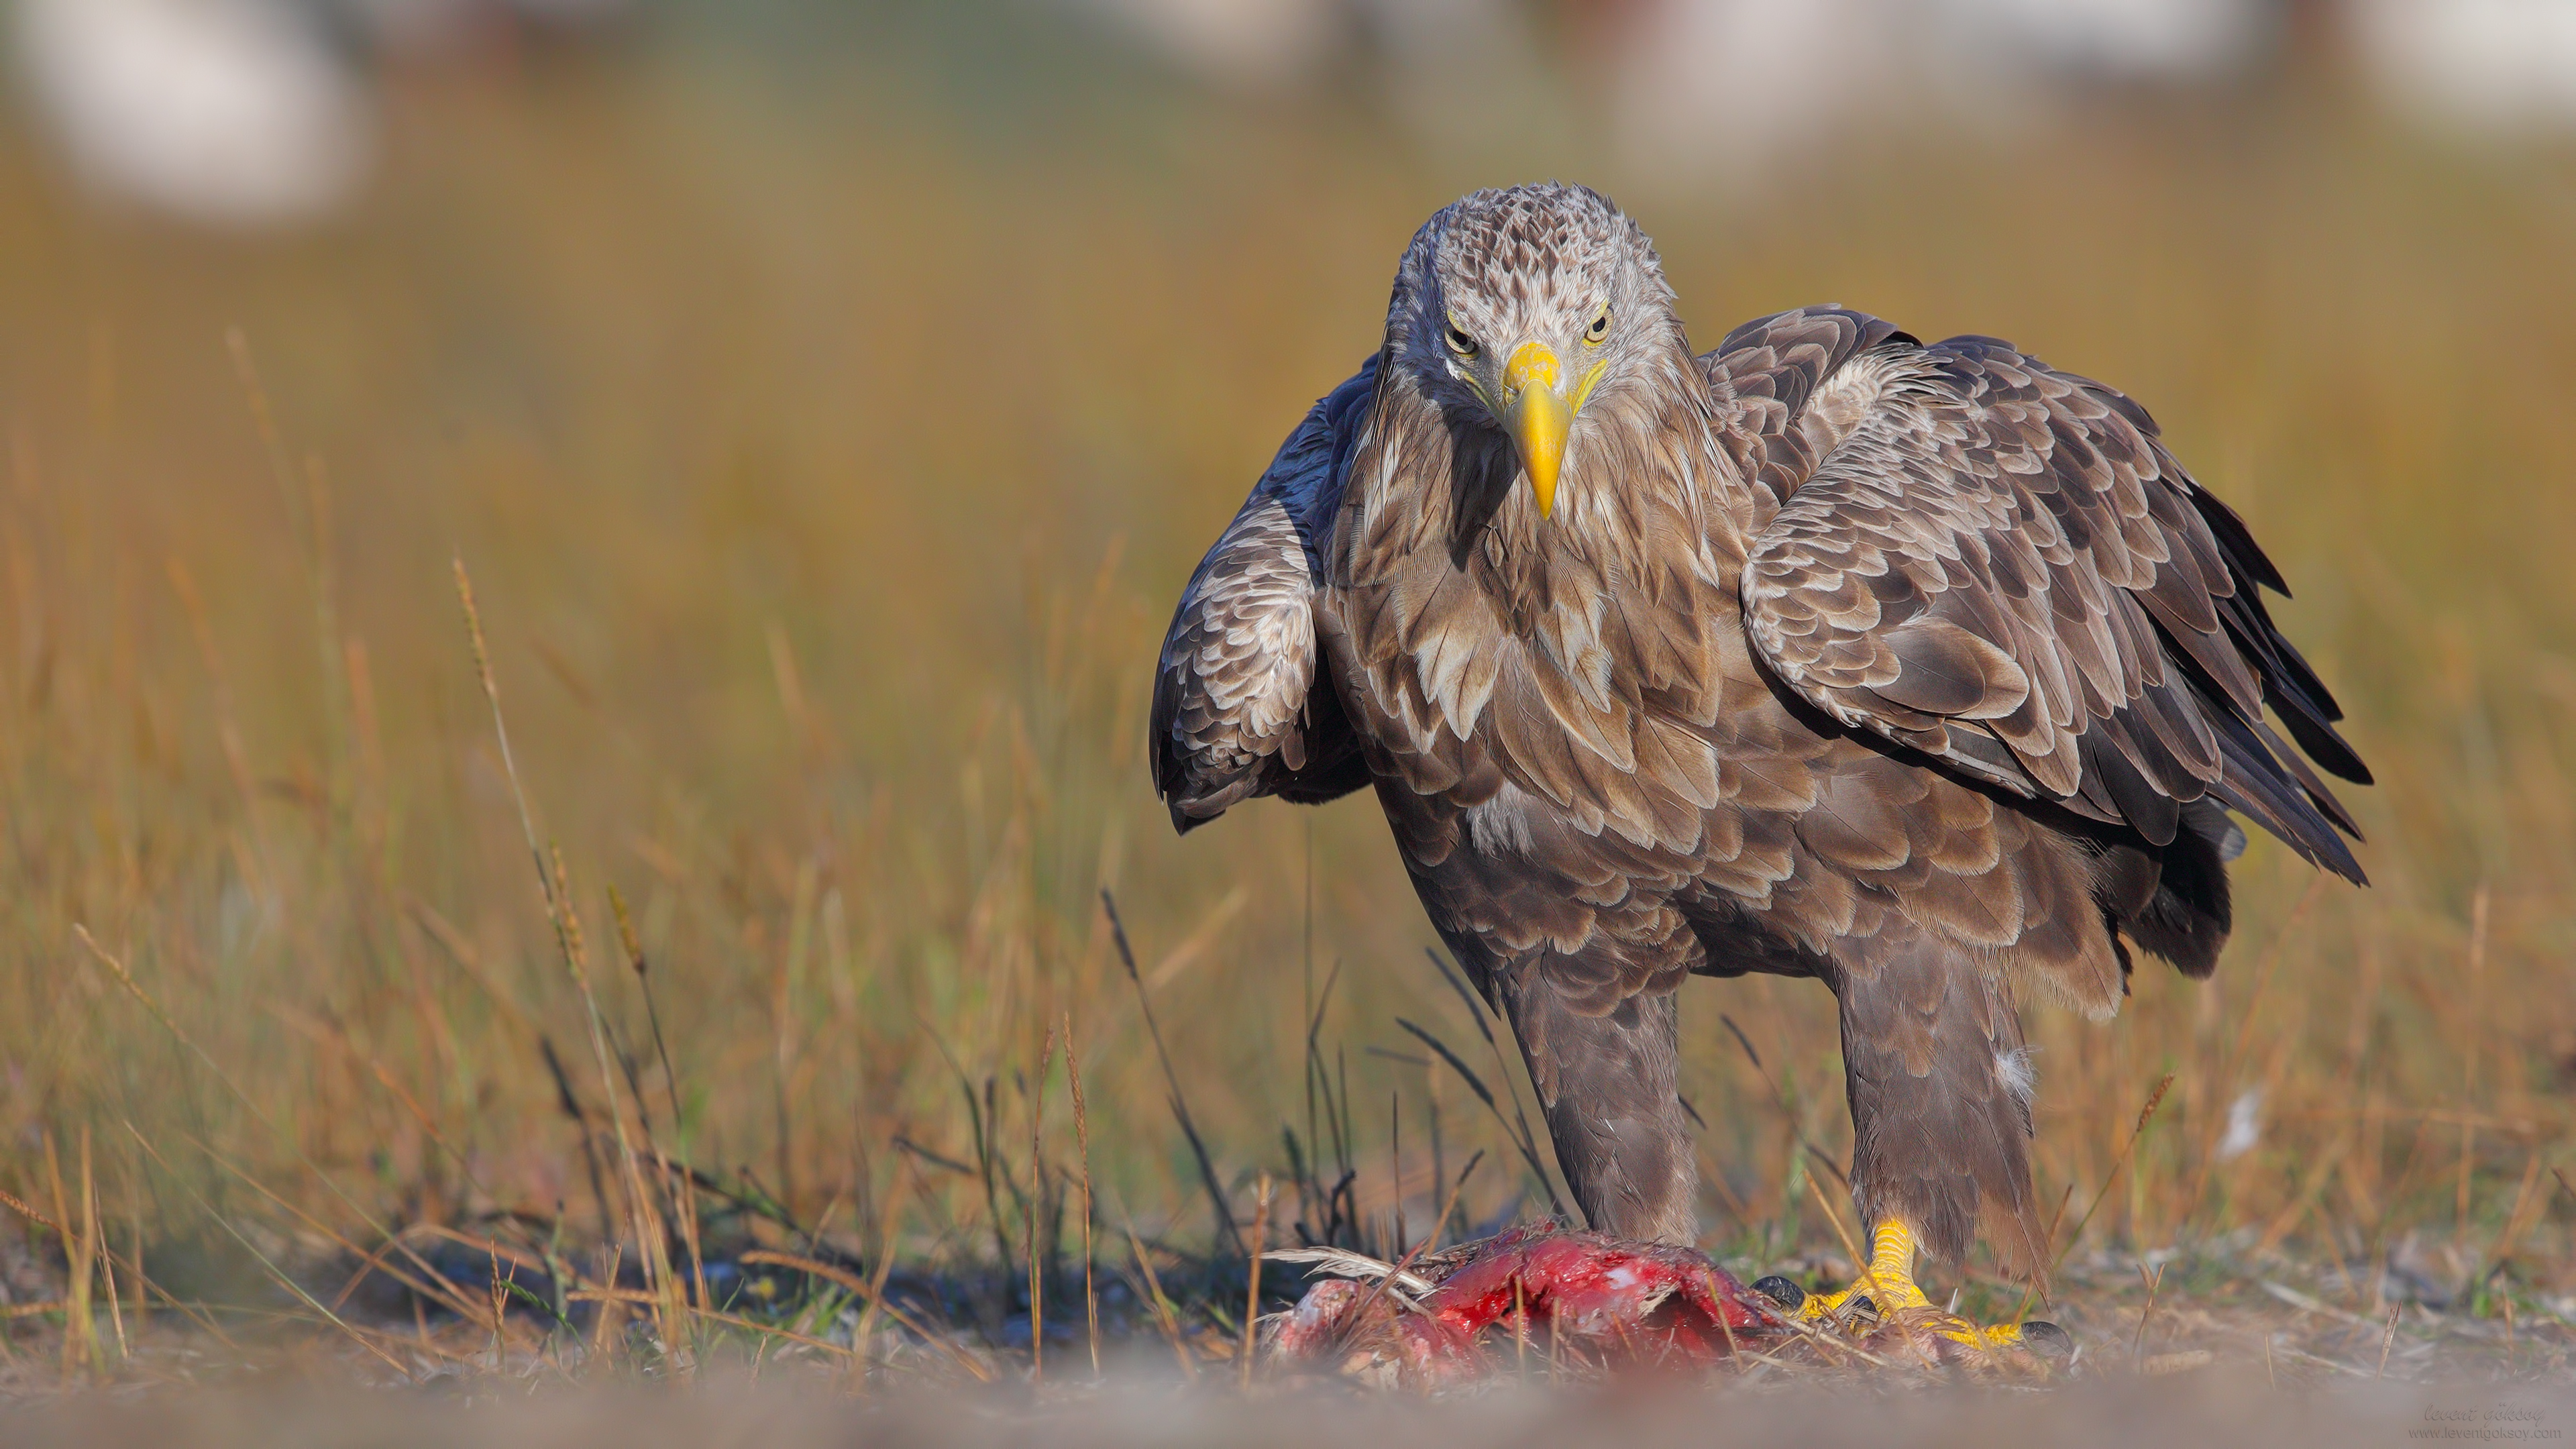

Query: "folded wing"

xmin=1150 ymin=357 xmax=1379 ymax=831
xmin=1735 ymin=327 xmax=2367 ymax=881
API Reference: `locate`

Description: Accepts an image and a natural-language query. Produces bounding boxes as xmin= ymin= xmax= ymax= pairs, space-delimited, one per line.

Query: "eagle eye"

xmin=1445 ymin=320 xmax=1479 ymax=358
xmin=1584 ymin=305 xmax=1611 ymax=345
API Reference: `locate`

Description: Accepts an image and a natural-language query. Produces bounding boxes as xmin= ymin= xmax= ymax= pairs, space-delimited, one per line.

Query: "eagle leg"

xmin=1835 ymin=934 xmax=2054 ymax=1276
xmin=1752 ymin=1220 xmax=2074 ymax=1360
xmin=1502 ymin=980 xmax=1700 ymax=1244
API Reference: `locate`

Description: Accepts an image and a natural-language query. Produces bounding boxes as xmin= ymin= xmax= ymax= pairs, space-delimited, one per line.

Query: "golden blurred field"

xmin=0 ymin=10 xmax=2573 ymax=1395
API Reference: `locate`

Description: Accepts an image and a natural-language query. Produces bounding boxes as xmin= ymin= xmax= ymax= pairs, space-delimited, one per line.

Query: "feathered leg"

xmin=1499 ymin=975 xmax=1699 ymax=1245
xmin=1838 ymin=935 xmax=2046 ymax=1275
xmin=1754 ymin=932 xmax=2069 ymax=1354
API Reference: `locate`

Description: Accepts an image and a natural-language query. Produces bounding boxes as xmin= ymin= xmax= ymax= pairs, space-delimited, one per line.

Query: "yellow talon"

xmin=1790 ymin=1220 xmax=1933 ymax=1322
xmin=1760 ymin=1220 xmax=2073 ymax=1361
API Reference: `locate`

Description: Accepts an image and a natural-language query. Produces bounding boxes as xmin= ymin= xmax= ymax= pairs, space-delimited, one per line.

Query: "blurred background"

xmin=2 ymin=0 xmax=2574 ymax=1356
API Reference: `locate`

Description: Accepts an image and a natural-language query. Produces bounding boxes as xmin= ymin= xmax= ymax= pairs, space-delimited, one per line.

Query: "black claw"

xmin=1751 ymin=1275 xmax=1805 ymax=1310
xmin=2020 ymin=1320 xmax=2075 ymax=1359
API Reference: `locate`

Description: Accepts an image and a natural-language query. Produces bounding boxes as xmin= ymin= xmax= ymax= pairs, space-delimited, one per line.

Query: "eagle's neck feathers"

xmin=1325 ymin=335 xmax=1752 ymax=842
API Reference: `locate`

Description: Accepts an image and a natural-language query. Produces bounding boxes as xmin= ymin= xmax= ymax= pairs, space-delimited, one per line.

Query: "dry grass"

xmin=0 ymin=20 xmax=2569 ymax=1400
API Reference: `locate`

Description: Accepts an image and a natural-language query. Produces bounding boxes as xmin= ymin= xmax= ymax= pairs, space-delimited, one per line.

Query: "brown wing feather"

xmin=1702 ymin=306 xmax=1919 ymax=516
xmin=1737 ymin=331 xmax=2366 ymax=882
xmin=1150 ymin=359 xmax=1377 ymax=830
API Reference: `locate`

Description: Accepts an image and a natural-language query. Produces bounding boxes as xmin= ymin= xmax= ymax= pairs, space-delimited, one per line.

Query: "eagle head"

xmin=1388 ymin=182 xmax=1688 ymax=523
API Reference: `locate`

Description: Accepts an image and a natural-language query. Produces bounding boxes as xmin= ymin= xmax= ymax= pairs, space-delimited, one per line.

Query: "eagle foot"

xmin=1269 ymin=1223 xmax=1787 ymax=1387
xmin=1762 ymin=1220 xmax=2074 ymax=1365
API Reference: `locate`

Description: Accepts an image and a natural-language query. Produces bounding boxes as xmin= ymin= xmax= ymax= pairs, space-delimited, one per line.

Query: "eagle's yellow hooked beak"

xmin=1502 ymin=340 xmax=1570 ymax=519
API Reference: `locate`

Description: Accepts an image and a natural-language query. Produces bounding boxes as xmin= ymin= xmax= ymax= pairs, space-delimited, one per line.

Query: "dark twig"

xmin=1720 ymin=1015 xmax=1851 ymax=1191
xmin=1102 ymin=890 xmax=1244 ymax=1260
xmin=1396 ymin=1018 xmax=1564 ymax=1218
xmin=1423 ymin=948 xmax=1497 ymax=1046
xmin=891 ymin=1136 xmax=977 ymax=1178
xmin=538 ymin=1036 xmax=616 ymax=1246
xmin=610 ymin=885 xmax=689 ymax=1150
